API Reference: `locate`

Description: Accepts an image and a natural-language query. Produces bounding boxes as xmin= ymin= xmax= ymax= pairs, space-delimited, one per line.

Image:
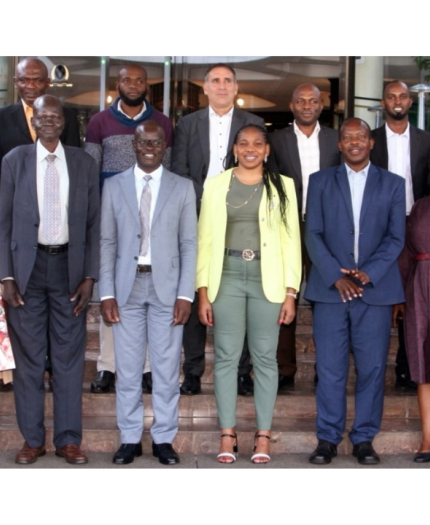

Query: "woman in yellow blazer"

xmin=197 ymin=124 xmax=301 ymax=463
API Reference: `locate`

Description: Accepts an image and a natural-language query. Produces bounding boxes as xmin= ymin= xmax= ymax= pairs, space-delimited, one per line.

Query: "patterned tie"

xmin=43 ymin=154 xmax=62 ymax=244
xmin=26 ymin=106 xmax=37 ymax=142
xmin=139 ymin=175 xmax=152 ymax=256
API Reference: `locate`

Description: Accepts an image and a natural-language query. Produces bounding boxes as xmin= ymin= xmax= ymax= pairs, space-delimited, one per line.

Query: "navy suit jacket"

xmin=304 ymin=163 xmax=405 ymax=305
xmin=370 ymin=124 xmax=430 ymax=201
xmin=171 ymin=107 xmax=264 ymax=210
xmin=269 ymin=124 xmax=340 ymax=212
xmin=0 ymin=143 xmax=100 ymax=295
xmin=0 ymin=102 xmax=80 ymax=178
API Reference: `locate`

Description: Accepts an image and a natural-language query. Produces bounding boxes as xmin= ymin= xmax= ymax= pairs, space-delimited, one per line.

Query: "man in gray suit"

xmin=99 ymin=120 xmax=197 ymax=465
xmin=0 ymin=95 xmax=100 ymax=465
xmin=171 ymin=63 xmax=263 ymax=396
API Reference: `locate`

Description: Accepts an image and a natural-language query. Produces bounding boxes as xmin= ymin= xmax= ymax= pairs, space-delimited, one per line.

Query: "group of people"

xmin=0 ymin=57 xmax=430 ymax=467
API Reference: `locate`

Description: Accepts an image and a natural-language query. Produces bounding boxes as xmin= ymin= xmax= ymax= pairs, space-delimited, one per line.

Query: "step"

xmin=0 ymin=414 xmax=422 ymax=455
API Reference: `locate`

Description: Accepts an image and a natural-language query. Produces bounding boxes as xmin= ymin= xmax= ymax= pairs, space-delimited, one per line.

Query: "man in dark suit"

xmin=0 ymin=95 xmax=100 ymax=465
xmin=305 ymin=118 xmax=405 ymax=465
xmin=371 ymin=80 xmax=430 ymax=390
xmin=270 ymin=83 xmax=340 ymax=389
xmin=0 ymin=57 xmax=80 ymax=178
xmin=171 ymin=63 xmax=264 ymax=396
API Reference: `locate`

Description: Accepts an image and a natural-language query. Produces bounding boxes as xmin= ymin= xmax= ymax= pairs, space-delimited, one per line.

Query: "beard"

xmin=386 ymin=108 xmax=408 ymax=121
xmin=118 ymin=86 xmax=147 ymax=107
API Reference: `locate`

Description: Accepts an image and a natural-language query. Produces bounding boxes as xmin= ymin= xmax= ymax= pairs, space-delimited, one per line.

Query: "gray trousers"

xmin=112 ymin=272 xmax=182 ymax=444
xmin=212 ymin=256 xmax=282 ymax=429
xmin=8 ymin=250 xmax=86 ymax=448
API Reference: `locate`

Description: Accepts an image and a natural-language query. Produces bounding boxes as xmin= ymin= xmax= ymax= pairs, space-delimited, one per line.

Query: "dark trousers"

xmin=182 ymin=292 xmax=252 ymax=377
xmin=277 ymin=218 xmax=312 ymax=377
xmin=313 ymin=300 xmax=391 ymax=445
xmin=8 ymin=250 xmax=86 ymax=448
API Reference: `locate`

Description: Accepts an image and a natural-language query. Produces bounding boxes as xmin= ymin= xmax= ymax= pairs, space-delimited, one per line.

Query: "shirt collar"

xmin=293 ymin=120 xmax=320 ymax=138
xmin=118 ymin=99 xmax=147 ymax=120
xmin=209 ymin=105 xmax=234 ymax=119
xmin=345 ymin=162 xmax=370 ymax=177
xmin=134 ymin=164 xmax=163 ymax=181
xmin=386 ymin=122 xmax=410 ymax=139
xmin=37 ymin=139 xmax=66 ymax=162
xmin=21 ymin=99 xmax=31 ymax=112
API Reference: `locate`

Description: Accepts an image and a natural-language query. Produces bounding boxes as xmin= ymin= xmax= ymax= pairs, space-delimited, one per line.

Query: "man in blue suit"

xmin=305 ymin=118 xmax=405 ymax=465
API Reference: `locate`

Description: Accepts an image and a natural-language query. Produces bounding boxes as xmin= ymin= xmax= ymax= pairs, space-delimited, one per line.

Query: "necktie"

xmin=43 ymin=154 xmax=62 ymax=244
xmin=139 ymin=175 xmax=152 ymax=256
xmin=26 ymin=106 xmax=37 ymax=142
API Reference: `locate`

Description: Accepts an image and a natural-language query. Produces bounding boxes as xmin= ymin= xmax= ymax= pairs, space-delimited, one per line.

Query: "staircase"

xmin=0 ymin=304 xmax=421 ymax=456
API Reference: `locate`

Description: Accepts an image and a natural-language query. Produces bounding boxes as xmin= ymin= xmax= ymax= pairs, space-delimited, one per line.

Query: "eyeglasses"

xmin=16 ymin=77 xmax=47 ymax=86
xmin=135 ymin=139 xmax=164 ymax=148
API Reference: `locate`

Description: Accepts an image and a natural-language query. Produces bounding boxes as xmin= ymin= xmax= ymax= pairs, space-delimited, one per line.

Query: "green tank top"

xmin=225 ymin=173 xmax=263 ymax=251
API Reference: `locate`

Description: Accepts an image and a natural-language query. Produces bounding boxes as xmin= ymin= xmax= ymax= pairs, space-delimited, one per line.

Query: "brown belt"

xmin=414 ymin=253 xmax=430 ymax=261
xmin=137 ymin=264 xmax=152 ymax=273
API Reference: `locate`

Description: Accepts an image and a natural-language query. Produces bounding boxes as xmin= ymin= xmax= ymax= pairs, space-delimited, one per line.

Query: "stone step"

xmin=0 ymin=414 xmax=421 ymax=455
xmin=0 ymin=384 xmax=418 ymax=419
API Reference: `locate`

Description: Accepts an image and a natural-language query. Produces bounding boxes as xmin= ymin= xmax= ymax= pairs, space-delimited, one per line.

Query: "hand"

xmin=197 ymin=290 xmax=213 ymax=327
xmin=173 ymin=299 xmax=191 ymax=326
xmin=101 ymin=298 xmax=120 ymax=324
xmin=334 ymin=276 xmax=363 ymax=303
xmin=278 ymin=295 xmax=296 ymax=325
xmin=2 ymin=280 xmax=24 ymax=308
xmin=392 ymin=303 xmax=405 ymax=328
xmin=341 ymin=268 xmax=370 ymax=285
xmin=70 ymin=278 xmax=94 ymax=316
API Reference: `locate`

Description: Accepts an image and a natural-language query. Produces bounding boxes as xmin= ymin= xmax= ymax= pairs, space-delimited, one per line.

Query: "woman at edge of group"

xmin=394 ymin=195 xmax=430 ymax=463
xmin=196 ymin=124 xmax=301 ymax=464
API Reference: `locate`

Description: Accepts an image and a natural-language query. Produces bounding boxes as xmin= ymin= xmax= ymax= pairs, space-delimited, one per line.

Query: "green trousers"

xmin=212 ymin=255 xmax=282 ymax=429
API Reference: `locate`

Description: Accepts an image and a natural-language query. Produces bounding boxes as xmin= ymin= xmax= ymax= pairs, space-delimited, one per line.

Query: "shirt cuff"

xmin=177 ymin=296 xmax=193 ymax=303
xmin=100 ymin=296 xmax=115 ymax=301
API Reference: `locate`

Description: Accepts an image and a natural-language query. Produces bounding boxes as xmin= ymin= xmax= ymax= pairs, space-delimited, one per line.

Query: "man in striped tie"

xmin=0 ymin=94 xmax=100 ymax=465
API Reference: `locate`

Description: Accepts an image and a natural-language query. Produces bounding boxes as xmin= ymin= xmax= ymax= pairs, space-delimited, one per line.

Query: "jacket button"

xmin=34 ymin=224 xmax=38 ymax=227
xmin=134 ymin=256 xmax=138 ymax=260
xmin=137 ymin=234 xmax=141 ymax=238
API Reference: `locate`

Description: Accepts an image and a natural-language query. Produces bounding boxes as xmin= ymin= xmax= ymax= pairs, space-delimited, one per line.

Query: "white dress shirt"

xmin=386 ymin=123 xmax=414 ymax=215
xmin=346 ymin=162 xmax=370 ymax=265
xmin=207 ymin=106 xmax=234 ymax=179
xmin=37 ymin=140 xmax=69 ymax=245
xmin=294 ymin=120 xmax=321 ymax=216
xmin=118 ymin=100 xmax=147 ymax=120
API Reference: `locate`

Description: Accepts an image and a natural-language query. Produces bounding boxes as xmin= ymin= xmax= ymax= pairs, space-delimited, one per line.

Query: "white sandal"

xmin=217 ymin=433 xmax=238 ymax=463
xmin=251 ymin=433 xmax=271 ymax=464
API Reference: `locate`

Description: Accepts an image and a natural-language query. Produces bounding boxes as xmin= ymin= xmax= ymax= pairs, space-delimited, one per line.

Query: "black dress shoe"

xmin=309 ymin=440 xmax=337 ymax=464
xmin=352 ymin=441 xmax=380 ymax=465
xmin=180 ymin=374 xmax=201 ymax=395
xmin=0 ymin=380 xmax=13 ymax=392
xmin=152 ymin=442 xmax=180 ymax=465
xmin=413 ymin=451 xmax=430 ymax=463
xmin=142 ymin=372 xmax=153 ymax=394
xmin=278 ymin=374 xmax=294 ymax=392
xmin=238 ymin=373 xmax=254 ymax=396
xmin=91 ymin=371 xmax=115 ymax=393
xmin=113 ymin=443 xmax=143 ymax=464
xmin=395 ymin=374 xmax=418 ymax=391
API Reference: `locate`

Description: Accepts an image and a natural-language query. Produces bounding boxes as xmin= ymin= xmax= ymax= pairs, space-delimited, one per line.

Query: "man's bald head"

xmin=14 ymin=58 xmax=50 ymax=107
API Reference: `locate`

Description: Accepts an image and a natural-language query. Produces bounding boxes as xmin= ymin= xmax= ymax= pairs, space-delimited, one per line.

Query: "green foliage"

xmin=415 ymin=57 xmax=430 ymax=81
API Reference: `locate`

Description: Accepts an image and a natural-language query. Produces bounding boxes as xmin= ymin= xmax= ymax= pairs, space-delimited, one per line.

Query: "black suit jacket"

xmin=0 ymin=144 xmax=100 ymax=295
xmin=269 ymin=124 xmax=340 ymax=213
xmin=0 ymin=102 xmax=81 ymax=178
xmin=370 ymin=124 xmax=430 ymax=201
xmin=171 ymin=107 xmax=265 ymax=208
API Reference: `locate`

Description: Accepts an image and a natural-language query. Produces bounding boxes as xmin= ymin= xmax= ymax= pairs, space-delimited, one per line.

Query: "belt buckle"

xmin=242 ymin=249 xmax=255 ymax=262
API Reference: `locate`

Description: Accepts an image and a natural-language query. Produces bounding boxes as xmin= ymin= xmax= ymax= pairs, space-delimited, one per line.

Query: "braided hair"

xmin=224 ymin=124 xmax=289 ymax=228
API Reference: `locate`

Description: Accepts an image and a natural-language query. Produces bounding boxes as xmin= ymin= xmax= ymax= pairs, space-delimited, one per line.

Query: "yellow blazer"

xmin=197 ymin=169 xmax=302 ymax=303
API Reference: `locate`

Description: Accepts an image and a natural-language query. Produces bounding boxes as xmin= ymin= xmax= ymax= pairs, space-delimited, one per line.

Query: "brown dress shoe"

xmin=55 ymin=444 xmax=88 ymax=464
xmin=15 ymin=443 xmax=46 ymax=464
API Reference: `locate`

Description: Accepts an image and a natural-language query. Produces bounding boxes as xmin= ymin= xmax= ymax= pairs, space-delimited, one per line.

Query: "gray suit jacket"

xmin=99 ymin=166 xmax=197 ymax=307
xmin=269 ymin=124 xmax=340 ymax=213
xmin=171 ymin=107 xmax=265 ymax=209
xmin=0 ymin=143 xmax=100 ymax=295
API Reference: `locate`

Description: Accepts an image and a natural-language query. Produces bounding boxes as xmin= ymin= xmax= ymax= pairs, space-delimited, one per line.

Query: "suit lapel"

xmin=198 ymin=109 xmax=210 ymax=170
xmin=152 ymin=169 xmax=176 ymax=226
xmin=285 ymin=127 xmax=302 ymax=181
xmin=14 ymin=102 xmax=35 ymax=143
xmin=375 ymin=127 xmax=389 ymax=169
xmin=228 ymin=109 xmax=244 ymax=151
xmin=24 ymin=145 xmax=39 ymax=219
xmin=319 ymin=127 xmax=331 ymax=169
xmin=409 ymin=125 xmax=420 ymax=179
xmin=65 ymin=147 xmax=79 ymax=217
xmin=120 ymin=168 xmax=140 ymax=227
xmin=359 ymin=164 xmax=380 ymax=226
xmin=336 ymin=164 xmax=354 ymax=225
